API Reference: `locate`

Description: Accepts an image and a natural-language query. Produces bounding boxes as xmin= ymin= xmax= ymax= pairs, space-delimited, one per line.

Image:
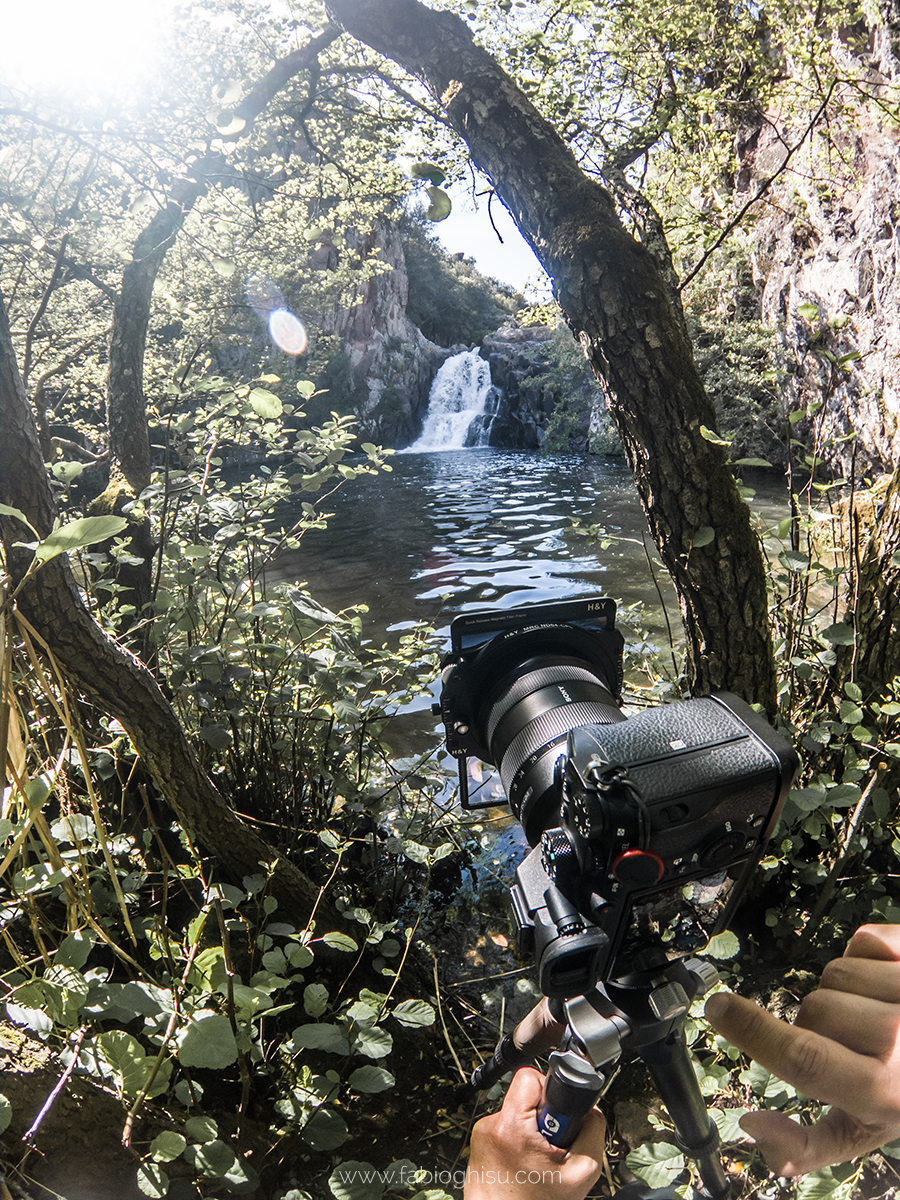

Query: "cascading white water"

xmin=405 ymin=350 xmax=495 ymax=452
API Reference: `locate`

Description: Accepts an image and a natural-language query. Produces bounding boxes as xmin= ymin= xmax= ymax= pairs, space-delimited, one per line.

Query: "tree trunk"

xmin=1 ymin=288 xmax=346 ymax=931
xmin=326 ymin=0 xmax=777 ymax=710
xmin=851 ymin=466 xmax=900 ymax=696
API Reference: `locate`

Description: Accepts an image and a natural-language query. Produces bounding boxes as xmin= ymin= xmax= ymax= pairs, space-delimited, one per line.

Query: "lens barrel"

xmin=463 ymin=624 xmax=625 ymax=843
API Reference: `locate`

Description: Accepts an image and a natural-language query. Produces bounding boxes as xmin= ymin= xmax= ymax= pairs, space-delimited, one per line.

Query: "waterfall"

xmin=406 ymin=351 xmax=496 ymax=452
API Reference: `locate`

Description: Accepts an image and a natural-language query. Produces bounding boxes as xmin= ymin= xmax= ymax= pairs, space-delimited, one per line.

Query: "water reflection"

xmin=278 ymin=448 xmax=679 ymax=645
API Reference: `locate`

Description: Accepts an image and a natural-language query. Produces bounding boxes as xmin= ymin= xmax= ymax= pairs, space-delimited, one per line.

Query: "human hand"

xmin=464 ymin=1066 xmax=606 ymax=1200
xmin=705 ymin=923 xmax=900 ymax=1176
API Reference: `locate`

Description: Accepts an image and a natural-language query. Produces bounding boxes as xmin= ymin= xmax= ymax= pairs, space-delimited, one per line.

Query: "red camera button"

xmin=611 ymin=848 xmax=665 ymax=885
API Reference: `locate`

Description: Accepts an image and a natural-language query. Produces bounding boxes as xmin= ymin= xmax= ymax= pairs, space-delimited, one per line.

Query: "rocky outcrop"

xmin=474 ymin=323 xmax=609 ymax=452
xmin=735 ymin=91 xmax=900 ymax=475
xmin=326 ymin=223 xmax=457 ymax=446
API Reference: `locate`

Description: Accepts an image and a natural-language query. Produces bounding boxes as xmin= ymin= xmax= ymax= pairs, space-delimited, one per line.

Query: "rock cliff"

xmin=324 ymin=223 xmax=457 ymax=446
xmin=732 ymin=58 xmax=900 ymax=475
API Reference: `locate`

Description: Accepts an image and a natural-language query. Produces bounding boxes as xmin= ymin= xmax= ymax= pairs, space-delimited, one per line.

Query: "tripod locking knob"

xmin=649 ymin=981 xmax=690 ymax=1021
xmin=684 ymin=958 xmax=720 ymax=996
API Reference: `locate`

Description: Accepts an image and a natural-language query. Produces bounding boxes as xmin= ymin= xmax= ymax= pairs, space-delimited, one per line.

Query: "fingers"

xmin=739 ymin=1105 xmax=896 ymax=1176
xmin=795 ymin=987 xmax=900 ymax=1057
xmin=704 ymin=991 xmax=892 ymax=1122
xmin=844 ymin=924 xmax=900 ymax=962
xmin=505 ymin=1065 xmax=548 ymax=1114
xmin=820 ymin=955 xmax=900 ymax=1004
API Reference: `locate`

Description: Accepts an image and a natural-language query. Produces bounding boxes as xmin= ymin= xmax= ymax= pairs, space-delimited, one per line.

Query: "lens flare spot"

xmin=268 ymin=308 xmax=308 ymax=356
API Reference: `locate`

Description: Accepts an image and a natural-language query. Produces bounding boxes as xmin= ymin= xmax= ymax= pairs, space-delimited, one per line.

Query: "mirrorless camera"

xmin=437 ymin=597 xmax=797 ymax=996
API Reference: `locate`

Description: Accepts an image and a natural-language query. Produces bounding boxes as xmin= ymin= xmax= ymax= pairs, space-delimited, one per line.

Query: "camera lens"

xmin=466 ymin=624 xmax=625 ymax=843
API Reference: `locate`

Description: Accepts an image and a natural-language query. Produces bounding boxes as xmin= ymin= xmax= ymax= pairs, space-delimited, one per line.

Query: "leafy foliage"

xmin=400 ymin=211 xmax=522 ymax=347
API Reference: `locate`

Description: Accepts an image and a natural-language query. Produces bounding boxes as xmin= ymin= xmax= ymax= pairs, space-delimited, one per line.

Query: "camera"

xmin=437 ymin=597 xmax=798 ymax=996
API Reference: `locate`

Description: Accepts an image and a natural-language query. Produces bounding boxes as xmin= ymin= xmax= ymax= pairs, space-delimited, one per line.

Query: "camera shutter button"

xmin=611 ymin=848 xmax=664 ymax=885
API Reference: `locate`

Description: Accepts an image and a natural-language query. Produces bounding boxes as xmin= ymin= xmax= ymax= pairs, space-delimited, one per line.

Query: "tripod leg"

xmin=471 ymin=996 xmax=566 ymax=1091
xmin=638 ymin=1030 xmax=730 ymax=1200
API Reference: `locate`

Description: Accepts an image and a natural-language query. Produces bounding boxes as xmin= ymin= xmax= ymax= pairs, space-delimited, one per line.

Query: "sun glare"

xmin=1 ymin=0 xmax=171 ymax=96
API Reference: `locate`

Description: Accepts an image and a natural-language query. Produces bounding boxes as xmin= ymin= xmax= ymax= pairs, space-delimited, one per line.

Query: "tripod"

xmin=471 ymin=950 xmax=730 ymax=1200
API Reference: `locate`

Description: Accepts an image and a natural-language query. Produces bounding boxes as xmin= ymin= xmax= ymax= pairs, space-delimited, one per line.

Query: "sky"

xmin=0 ymin=0 xmax=168 ymax=95
xmin=433 ymin=184 xmax=551 ymax=298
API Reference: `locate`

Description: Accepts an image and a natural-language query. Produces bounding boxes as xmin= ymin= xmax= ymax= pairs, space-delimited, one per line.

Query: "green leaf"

xmin=0 ymin=503 xmax=39 ymax=535
xmin=296 ymin=380 xmax=317 ymax=398
xmin=185 ymin=1114 xmax=218 ymax=1142
xmin=136 ymin=1163 xmax=170 ymax=1198
xmin=699 ymin=425 xmax=730 ymax=446
xmin=692 ymin=526 xmax=715 ymax=548
xmin=302 ymin=1106 xmax=349 ymax=1151
xmin=424 ymin=186 xmax=452 ymax=222
xmin=197 ymin=723 xmax=233 ymax=750
xmin=797 ymin=302 xmax=820 ymax=321
xmin=347 ymin=1065 xmax=395 ymax=1093
xmin=794 ymin=1165 xmax=857 ymax=1200
xmin=292 ymin=1023 xmax=351 ymax=1054
xmin=821 ymin=623 xmax=854 ymax=645
xmin=304 ymin=983 xmax=329 ymax=1017
xmin=733 ymin=457 xmax=773 ymax=467
xmin=703 ymin=931 xmax=740 ymax=959
xmin=177 ymin=1012 xmax=238 ymax=1069
xmin=51 ymin=460 xmax=86 ymax=484
xmin=288 ymin=589 xmax=339 ymax=624
xmin=779 ymin=549 xmax=810 ymax=572
xmin=150 ymin=1131 xmax=187 ymax=1161
xmin=185 ymin=1137 xmax=237 ymax=1178
xmin=711 ymin=1106 xmax=750 ymax=1142
xmin=248 ymin=387 xmax=283 ymax=418
xmin=329 ymin=1160 xmax=385 ymax=1200
xmin=828 ymin=783 xmax=862 ymax=808
xmin=352 ymin=1025 xmax=393 ymax=1059
xmin=34 ymin=516 xmax=129 ymax=564
xmin=322 ymin=931 xmax=358 ymax=952
xmin=0 ymin=1094 xmax=11 ymax=1134
xmin=410 ymin=161 xmax=446 ymax=185
xmin=626 ymin=1142 xmax=686 ymax=1189
xmin=392 ymin=999 xmax=436 ymax=1028
xmin=95 ymin=1030 xmax=171 ymax=1100
xmin=211 ymin=256 xmax=236 ymax=277
xmin=56 ymin=930 xmax=94 ymax=969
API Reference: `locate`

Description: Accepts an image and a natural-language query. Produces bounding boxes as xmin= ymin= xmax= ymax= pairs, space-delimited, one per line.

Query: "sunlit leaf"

xmin=34 ymin=516 xmax=129 ymax=564
xmin=137 ymin=1163 xmax=170 ymax=1198
xmin=424 ymin=186 xmax=452 ymax=222
xmin=248 ymin=387 xmax=283 ymax=418
xmin=699 ymin=425 xmax=730 ymax=446
xmin=215 ymin=111 xmax=247 ymax=137
xmin=409 ymin=161 xmax=446 ymax=185
xmin=177 ymin=1012 xmax=238 ymax=1069
xmin=392 ymin=999 xmax=435 ymax=1028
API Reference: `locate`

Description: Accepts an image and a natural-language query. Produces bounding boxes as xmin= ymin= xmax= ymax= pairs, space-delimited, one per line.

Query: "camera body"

xmin=438 ymin=598 xmax=797 ymax=995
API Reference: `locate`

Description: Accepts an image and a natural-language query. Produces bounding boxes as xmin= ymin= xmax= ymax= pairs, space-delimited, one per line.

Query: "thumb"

xmin=739 ymin=1105 xmax=887 ymax=1177
xmin=739 ymin=1110 xmax=812 ymax=1176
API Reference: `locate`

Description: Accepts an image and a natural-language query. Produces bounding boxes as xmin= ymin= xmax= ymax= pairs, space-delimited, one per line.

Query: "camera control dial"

xmin=610 ymin=848 xmax=665 ymax=885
